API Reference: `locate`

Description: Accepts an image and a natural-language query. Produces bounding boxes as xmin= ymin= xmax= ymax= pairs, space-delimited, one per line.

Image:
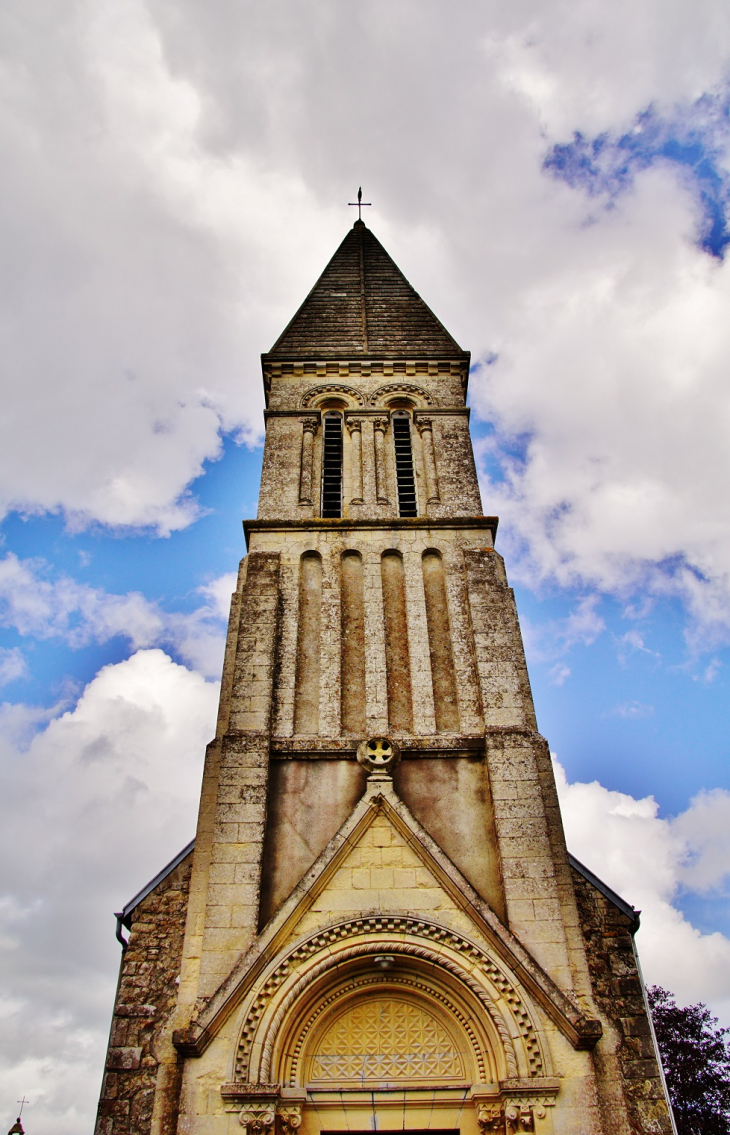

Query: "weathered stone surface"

xmin=94 ymin=854 xmax=192 ymax=1135
xmin=572 ymin=866 xmax=674 ymax=1134
xmin=96 ymin=220 xmax=672 ymax=1135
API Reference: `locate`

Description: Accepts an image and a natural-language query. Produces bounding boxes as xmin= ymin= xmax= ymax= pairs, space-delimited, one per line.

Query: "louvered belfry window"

xmin=392 ymin=412 xmax=418 ymax=517
xmin=321 ymin=412 xmax=343 ymax=517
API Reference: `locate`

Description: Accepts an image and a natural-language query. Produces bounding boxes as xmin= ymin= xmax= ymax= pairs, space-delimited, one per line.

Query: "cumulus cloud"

xmin=607 ymin=700 xmax=655 ymax=719
xmin=0 ymin=649 xmax=218 ymax=1135
xmin=2 ymin=2 xmax=730 ymax=1129
xmin=556 ymin=759 xmax=730 ymax=1024
xmin=521 ymin=595 xmax=606 ymax=677
xmin=0 ymin=553 xmax=234 ymax=677
xmin=0 ymin=0 xmax=728 ymax=620
xmin=0 ymin=648 xmax=26 ymax=687
xmin=1 ymin=658 xmax=729 ymax=1135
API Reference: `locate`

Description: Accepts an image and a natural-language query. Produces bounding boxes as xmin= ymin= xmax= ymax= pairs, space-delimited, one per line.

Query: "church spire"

xmin=266 ymin=222 xmax=466 ymax=360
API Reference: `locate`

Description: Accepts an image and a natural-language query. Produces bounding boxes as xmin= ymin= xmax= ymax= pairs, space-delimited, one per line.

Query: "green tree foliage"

xmin=648 ymin=985 xmax=730 ymax=1134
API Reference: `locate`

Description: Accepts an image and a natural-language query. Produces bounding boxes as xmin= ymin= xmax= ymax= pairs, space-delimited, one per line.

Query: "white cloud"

xmin=607 ymin=700 xmax=655 ymax=719
xmin=0 ymin=649 xmax=218 ymax=1135
xmin=0 ymin=553 xmax=234 ymax=678
xmin=0 ymin=0 xmax=727 ymax=626
xmin=548 ymin=663 xmax=571 ymax=686
xmin=472 ymin=163 xmax=730 ymax=645
xmin=198 ymin=571 xmax=238 ymax=622
xmin=0 ymin=648 xmax=26 ymax=687
xmin=521 ymin=595 xmax=605 ymax=670
xmin=556 ymin=759 xmax=730 ymax=1024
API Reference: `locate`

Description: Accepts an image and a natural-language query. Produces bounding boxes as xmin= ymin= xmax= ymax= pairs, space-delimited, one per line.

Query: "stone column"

xmin=416 ymin=416 xmax=440 ymax=503
xmin=372 ymin=415 xmax=390 ymax=504
xmin=298 ymin=417 xmax=319 ymax=505
xmin=345 ymin=415 xmax=364 ymax=503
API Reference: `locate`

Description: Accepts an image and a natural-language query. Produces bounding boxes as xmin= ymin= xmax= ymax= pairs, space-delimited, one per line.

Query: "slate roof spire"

xmin=266 ymin=220 xmax=467 ymax=360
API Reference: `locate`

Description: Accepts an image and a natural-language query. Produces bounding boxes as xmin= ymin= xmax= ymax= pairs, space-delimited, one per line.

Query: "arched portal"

xmin=228 ymin=917 xmax=558 ymax=1134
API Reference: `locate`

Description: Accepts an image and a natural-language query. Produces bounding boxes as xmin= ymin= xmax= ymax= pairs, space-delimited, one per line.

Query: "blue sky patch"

xmin=544 ymin=88 xmax=730 ymax=257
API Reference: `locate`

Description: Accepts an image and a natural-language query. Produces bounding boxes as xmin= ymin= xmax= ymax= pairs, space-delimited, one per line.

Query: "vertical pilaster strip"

xmin=416 ymin=417 xmax=440 ymax=503
xmin=422 ymin=550 xmax=460 ymax=732
xmin=364 ymin=551 xmax=389 ymax=734
xmin=381 ymin=550 xmax=413 ymax=732
xmin=340 ymin=551 xmax=367 ymax=734
xmin=298 ymin=418 xmax=319 ymax=505
xmin=345 ymin=416 xmax=364 ymax=503
xmin=293 ymin=552 xmax=323 ymax=735
xmin=372 ymin=416 xmax=390 ymax=504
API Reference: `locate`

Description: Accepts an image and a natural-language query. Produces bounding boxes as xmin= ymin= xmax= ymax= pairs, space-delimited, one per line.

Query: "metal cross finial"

xmin=348 ymin=187 xmax=371 ymax=221
xmin=16 ymin=1100 xmax=28 ymax=1118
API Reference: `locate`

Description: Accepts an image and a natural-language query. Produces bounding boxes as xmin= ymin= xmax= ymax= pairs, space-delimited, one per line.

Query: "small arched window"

xmin=321 ymin=411 xmax=343 ymax=518
xmin=392 ymin=411 xmax=417 ymax=517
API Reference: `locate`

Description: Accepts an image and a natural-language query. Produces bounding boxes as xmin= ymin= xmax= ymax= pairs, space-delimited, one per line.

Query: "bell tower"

xmin=96 ymin=220 xmax=674 ymax=1135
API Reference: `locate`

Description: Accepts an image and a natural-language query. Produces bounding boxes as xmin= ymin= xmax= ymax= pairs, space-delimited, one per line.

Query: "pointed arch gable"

xmin=174 ymin=780 xmax=601 ymax=1062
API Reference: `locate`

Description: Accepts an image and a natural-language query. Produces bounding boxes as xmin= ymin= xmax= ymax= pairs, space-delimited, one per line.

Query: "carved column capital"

xmin=278 ymin=1105 xmax=302 ymax=1135
xmin=415 ymin=415 xmax=434 ymax=434
xmin=372 ymin=415 xmax=390 ymax=433
xmin=238 ymin=1103 xmax=277 ymax=1133
xmin=301 ymin=417 xmax=319 ymax=435
xmin=477 ymin=1103 xmax=505 ymax=1133
xmin=345 ymin=415 xmax=365 ymax=434
xmin=505 ymin=1103 xmax=535 ymax=1132
xmin=476 ymin=1101 xmax=537 ymax=1134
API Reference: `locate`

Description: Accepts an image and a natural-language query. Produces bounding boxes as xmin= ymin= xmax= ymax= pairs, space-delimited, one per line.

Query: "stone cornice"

xmin=243 ymin=515 xmax=499 ymax=547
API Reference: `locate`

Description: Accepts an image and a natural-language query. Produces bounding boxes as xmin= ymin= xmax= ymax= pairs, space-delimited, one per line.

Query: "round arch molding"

xmin=301 ymin=384 xmax=365 ymax=408
xmin=368 ymin=382 xmax=435 ymax=408
xmin=232 ymin=917 xmax=551 ymax=1089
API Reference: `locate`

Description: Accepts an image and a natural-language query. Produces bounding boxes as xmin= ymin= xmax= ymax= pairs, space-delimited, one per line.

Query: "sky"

xmin=1 ymin=1 xmax=730 ymax=1130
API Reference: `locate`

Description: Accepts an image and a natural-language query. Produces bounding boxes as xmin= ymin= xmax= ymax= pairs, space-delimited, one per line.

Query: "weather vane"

xmin=348 ymin=187 xmax=371 ymax=221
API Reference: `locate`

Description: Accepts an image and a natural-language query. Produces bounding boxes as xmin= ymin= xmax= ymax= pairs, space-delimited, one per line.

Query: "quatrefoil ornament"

xmin=357 ymin=736 xmax=400 ymax=776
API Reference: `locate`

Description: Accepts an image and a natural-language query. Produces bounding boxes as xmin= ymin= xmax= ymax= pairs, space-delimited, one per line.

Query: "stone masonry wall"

xmin=95 ymin=854 xmax=192 ymax=1135
xmin=571 ymin=866 xmax=674 ymax=1135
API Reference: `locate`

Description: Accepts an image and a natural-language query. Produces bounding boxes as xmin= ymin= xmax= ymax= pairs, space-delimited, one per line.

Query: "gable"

xmin=293 ymin=809 xmax=467 ymax=941
xmin=174 ymin=779 xmax=602 ymax=1059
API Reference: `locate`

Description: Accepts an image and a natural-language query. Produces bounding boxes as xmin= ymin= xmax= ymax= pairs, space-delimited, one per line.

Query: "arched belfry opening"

xmin=96 ymin=218 xmax=673 ymax=1135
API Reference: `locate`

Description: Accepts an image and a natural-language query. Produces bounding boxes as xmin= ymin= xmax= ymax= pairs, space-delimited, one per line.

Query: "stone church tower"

xmin=96 ymin=221 xmax=674 ymax=1135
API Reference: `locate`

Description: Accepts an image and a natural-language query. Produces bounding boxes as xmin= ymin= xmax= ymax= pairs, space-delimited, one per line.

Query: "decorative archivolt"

xmin=300 ymin=383 xmax=365 ymax=408
xmin=233 ymin=915 xmax=549 ymax=1088
xmin=369 ymin=382 xmax=435 ymax=407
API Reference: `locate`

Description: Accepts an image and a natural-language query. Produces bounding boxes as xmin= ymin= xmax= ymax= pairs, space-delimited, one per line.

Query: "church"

xmin=95 ymin=219 xmax=674 ymax=1135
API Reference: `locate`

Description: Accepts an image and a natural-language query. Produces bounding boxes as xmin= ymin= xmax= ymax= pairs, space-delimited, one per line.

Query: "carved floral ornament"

xmin=231 ymin=915 xmax=551 ymax=1091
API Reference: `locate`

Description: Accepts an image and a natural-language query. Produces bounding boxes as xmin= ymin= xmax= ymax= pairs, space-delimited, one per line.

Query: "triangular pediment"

xmin=174 ymin=776 xmax=601 ymax=1057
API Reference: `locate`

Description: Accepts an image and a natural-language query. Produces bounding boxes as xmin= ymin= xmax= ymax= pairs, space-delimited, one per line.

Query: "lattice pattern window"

xmin=309 ymin=998 xmax=464 ymax=1083
xmin=321 ymin=413 xmax=343 ymax=517
xmin=392 ymin=414 xmax=417 ymax=517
